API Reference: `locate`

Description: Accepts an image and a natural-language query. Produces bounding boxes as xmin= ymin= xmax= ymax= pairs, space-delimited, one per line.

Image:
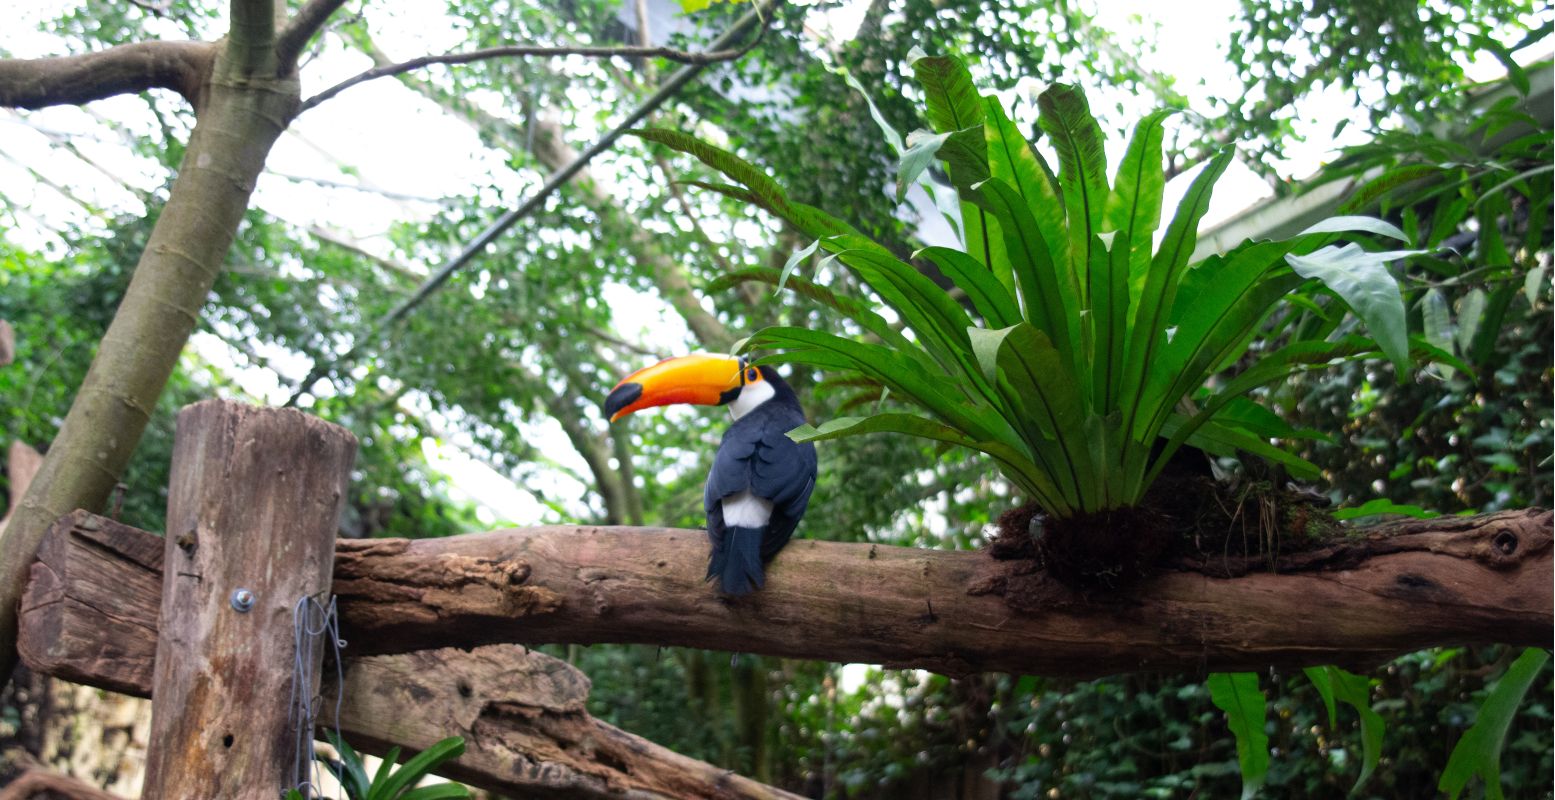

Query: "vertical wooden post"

xmin=143 ymin=400 xmax=356 ymax=800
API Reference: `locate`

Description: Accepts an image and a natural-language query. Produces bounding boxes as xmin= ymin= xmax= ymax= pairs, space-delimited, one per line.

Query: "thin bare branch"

xmin=276 ymin=0 xmax=351 ymax=67
xmin=301 ymin=23 xmax=772 ymax=113
xmin=0 ymin=41 xmax=213 ymax=110
xmin=126 ymin=0 xmax=172 ymax=16
xmin=283 ymin=0 xmax=776 ymax=405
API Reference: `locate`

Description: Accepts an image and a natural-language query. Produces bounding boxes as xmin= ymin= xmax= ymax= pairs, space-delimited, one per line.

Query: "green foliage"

xmin=1208 ymin=672 xmax=1269 ymax=799
xmin=1304 ymin=666 xmax=1385 ymax=794
xmin=322 ymin=731 xmax=470 ymax=800
xmin=1439 ymin=648 xmax=1552 ymax=800
xmin=641 ymin=54 xmax=1421 ymax=518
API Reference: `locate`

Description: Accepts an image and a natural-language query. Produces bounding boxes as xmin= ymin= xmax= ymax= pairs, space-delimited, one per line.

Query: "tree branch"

xmin=226 ymin=0 xmax=279 ymax=78
xmin=0 ymin=41 xmax=213 ymax=110
xmin=275 ymin=0 xmax=350 ymax=67
xmin=23 ymin=509 xmax=1552 ymax=682
xmin=282 ymin=0 xmax=776 ymax=405
xmin=302 ymin=34 xmax=770 ymax=112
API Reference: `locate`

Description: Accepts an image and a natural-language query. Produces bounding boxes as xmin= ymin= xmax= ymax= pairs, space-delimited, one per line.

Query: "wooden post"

xmin=143 ymin=400 xmax=356 ymax=799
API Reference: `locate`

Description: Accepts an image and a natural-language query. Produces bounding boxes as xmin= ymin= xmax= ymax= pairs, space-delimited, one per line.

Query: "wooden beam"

xmin=143 ymin=400 xmax=356 ymax=799
xmin=19 ymin=513 xmax=799 ymax=800
xmin=21 ymin=509 xmax=1552 ymax=684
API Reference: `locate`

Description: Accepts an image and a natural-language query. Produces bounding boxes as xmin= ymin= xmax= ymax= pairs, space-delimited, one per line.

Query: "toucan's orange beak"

xmin=604 ymin=354 xmax=747 ymax=422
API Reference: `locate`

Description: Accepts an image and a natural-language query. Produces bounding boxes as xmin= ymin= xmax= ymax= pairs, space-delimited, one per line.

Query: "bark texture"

xmin=0 ymin=13 xmax=302 ymax=685
xmin=20 ymin=509 xmax=1552 ymax=682
xmin=0 ymin=320 xmax=13 ymax=366
xmin=142 ymin=401 xmax=355 ymax=800
xmin=19 ymin=514 xmax=798 ymax=800
xmin=0 ymin=42 xmax=213 ymax=110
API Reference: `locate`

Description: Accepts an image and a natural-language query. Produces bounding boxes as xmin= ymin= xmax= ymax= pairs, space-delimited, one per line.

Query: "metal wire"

xmin=286 ymin=593 xmax=347 ymax=799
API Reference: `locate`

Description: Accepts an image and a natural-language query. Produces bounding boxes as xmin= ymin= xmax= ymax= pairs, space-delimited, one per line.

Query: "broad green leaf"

xmin=969 ymin=323 xmax=1092 ymax=510
xmin=839 ymin=71 xmax=904 ymax=155
xmin=709 ymin=267 xmax=914 ymax=353
xmin=398 ymin=785 xmax=471 ymax=800
xmin=745 ymin=327 xmax=1008 ymax=443
xmin=1439 ymin=648 xmax=1551 ymax=800
xmin=912 ymin=55 xmax=999 ymax=275
xmin=1422 ymin=288 xmax=1455 ymax=355
xmin=917 ymin=246 xmax=1022 ymax=328
xmin=789 ymin=413 xmax=983 ymax=447
xmin=984 ymin=97 xmax=1068 ymax=287
xmin=1208 ymin=672 xmax=1269 ymax=800
xmin=911 ymin=54 xmax=986 ymax=136
xmin=1038 ymin=84 xmax=1108 ymax=306
xmin=1526 ymin=265 xmax=1547 ymax=304
xmin=1105 ymin=109 xmax=1173 ymax=237
xmin=1215 ymin=397 xmax=1328 ymax=442
xmin=1106 ymin=109 xmax=1173 ymax=310
xmin=1091 ymin=232 xmax=1129 ymax=410
xmin=1140 ymin=336 xmax=1382 ymax=493
xmin=1327 ymin=667 xmax=1385 ymax=795
xmin=1297 ymin=215 xmax=1410 ymax=244
xmin=1122 ymin=148 xmax=1235 ymax=448
xmin=632 ymin=129 xmax=785 ymax=206
xmin=1143 ymin=241 xmax=1305 ymax=445
xmin=369 ymin=736 xmax=466 ymax=800
xmin=326 ymin=730 xmax=373 ymax=800
xmin=777 ymin=239 xmax=820 ymax=294
xmin=1285 ymin=244 xmax=1420 ymax=372
xmin=1338 ymin=165 xmax=1445 ymax=214
xmin=372 ymin=746 xmax=403 ymax=790
xmin=972 ymin=177 xmax=1080 ymax=360
xmin=1167 ymin=414 xmax=1320 ymax=480
xmin=897 ymin=130 xmax=953 ymax=202
xmin=1455 ymin=287 xmax=1487 ymax=355
xmin=1332 ymin=500 xmax=1442 ymax=521
xmin=1303 ymin=667 xmax=1338 ymax=727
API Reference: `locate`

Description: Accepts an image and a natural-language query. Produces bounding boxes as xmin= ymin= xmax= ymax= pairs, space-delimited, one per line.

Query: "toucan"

xmin=603 ymin=354 xmax=817 ymax=596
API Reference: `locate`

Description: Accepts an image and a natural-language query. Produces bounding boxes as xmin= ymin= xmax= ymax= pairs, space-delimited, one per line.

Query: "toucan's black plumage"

xmin=604 ymin=356 xmax=817 ymax=596
xmin=702 ymin=367 xmax=817 ymax=595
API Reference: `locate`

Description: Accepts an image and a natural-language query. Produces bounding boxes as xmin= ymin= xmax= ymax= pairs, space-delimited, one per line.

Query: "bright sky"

xmin=0 ymin=0 xmax=1542 ymax=530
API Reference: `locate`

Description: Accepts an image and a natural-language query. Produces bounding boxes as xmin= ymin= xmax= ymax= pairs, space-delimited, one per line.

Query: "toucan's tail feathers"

xmin=713 ymin=526 xmax=766 ymax=596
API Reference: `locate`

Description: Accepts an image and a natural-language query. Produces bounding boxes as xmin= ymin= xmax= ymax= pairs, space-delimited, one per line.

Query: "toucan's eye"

xmin=746 ymin=368 xmax=760 ymax=382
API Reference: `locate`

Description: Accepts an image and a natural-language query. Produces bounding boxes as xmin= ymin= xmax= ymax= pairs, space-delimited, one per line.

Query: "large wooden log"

xmin=21 ymin=508 xmax=1551 ymax=684
xmin=143 ymin=401 xmax=357 ymax=799
xmin=18 ymin=513 xmax=798 ymax=800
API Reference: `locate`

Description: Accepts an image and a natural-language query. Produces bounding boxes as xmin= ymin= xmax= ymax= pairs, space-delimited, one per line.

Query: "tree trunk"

xmin=0 ymin=30 xmax=299 ymax=683
xmin=21 ymin=509 xmax=1551 ymax=684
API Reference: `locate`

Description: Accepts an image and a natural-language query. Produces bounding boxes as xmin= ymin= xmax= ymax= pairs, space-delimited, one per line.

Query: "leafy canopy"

xmin=639 ymin=53 xmax=1426 ymax=517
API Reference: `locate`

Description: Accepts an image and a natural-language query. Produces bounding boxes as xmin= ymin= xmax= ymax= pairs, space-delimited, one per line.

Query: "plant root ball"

xmin=991 ymin=503 xmax=1042 ymax=560
xmin=1036 ymin=504 xmax=1173 ymax=590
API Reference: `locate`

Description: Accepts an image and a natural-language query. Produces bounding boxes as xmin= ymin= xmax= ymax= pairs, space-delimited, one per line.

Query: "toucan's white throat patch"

xmin=728 ymin=380 xmax=775 ymax=420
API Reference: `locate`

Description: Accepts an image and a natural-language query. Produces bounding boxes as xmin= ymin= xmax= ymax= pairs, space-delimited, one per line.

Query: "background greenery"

xmin=1 ymin=0 xmax=1550 ymax=797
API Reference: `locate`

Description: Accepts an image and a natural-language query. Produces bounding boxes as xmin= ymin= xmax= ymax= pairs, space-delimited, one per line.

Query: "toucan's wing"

xmin=704 ymin=427 xmax=758 ymax=510
xmin=750 ymin=424 xmax=817 ymax=558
